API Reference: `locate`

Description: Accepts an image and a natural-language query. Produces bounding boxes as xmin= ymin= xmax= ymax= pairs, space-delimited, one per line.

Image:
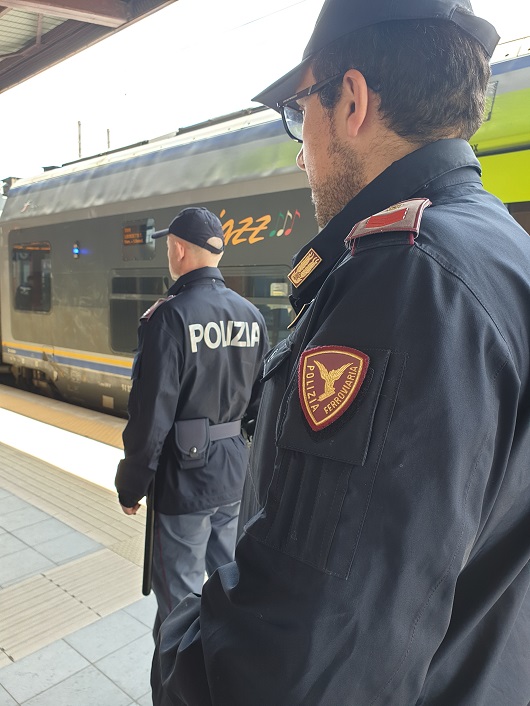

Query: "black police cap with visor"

xmin=152 ymin=207 xmax=225 ymax=255
xmin=252 ymin=0 xmax=500 ymax=143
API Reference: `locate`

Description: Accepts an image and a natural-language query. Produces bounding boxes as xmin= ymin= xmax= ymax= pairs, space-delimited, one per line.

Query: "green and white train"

xmin=472 ymin=35 xmax=530 ymax=232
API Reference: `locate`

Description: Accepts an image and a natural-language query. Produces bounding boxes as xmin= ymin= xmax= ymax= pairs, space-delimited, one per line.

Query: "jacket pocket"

xmin=173 ymin=418 xmax=210 ymax=470
xmin=240 ymin=335 xmax=295 ymax=523
xmin=245 ymin=348 xmax=407 ymax=578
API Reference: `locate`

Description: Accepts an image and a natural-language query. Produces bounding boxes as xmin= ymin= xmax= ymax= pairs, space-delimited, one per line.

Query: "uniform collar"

xmin=289 ymin=138 xmax=481 ymax=312
xmin=167 ymin=266 xmax=224 ymax=295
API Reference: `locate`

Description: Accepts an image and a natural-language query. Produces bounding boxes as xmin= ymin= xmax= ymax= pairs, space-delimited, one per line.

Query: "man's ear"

xmin=341 ymin=69 xmax=369 ymax=138
xmin=175 ymin=240 xmax=186 ymax=260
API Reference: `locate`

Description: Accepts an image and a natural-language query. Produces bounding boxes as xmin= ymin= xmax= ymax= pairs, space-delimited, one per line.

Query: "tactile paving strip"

xmin=0 ymin=444 xmax=145 ymax=547
xmin=110 ymin=534 xmax=145 ymax=566
xmin=0 ymin=575 xmax=98 ymax=662
xmin=46 ymin=549 xmax=144 ymax=617
xmin=0 ymin=440 xmax=147 ymax=663
xmin=0 ymin=387 xmax=126 ymax=448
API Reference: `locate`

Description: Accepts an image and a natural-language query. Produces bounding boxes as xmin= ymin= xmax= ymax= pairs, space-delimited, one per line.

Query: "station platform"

xmin=0 ymin=387 xmax=157 ymax=705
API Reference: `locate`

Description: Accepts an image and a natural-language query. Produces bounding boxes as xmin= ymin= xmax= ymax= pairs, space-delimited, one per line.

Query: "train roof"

xmin=491 ymin=35 xmax=530 ymax=66
xmin=472 ymin=36 xmax=530 ymax=156
xmin=0 ymin=107 xmax=304 ymax=227
xmin=3 ymin=36 xmax=528 ymax=227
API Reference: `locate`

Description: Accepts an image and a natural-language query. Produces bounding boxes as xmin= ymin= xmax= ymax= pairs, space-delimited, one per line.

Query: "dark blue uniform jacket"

xmin=115 ymin=267 xmax=269 ymax=515
xmin=152 ymin=140 xmax=530 ymax=705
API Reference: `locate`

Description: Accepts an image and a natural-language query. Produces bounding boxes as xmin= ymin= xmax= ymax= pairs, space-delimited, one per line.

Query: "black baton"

xmin=142 ymin=479 xmax=155 ymax=596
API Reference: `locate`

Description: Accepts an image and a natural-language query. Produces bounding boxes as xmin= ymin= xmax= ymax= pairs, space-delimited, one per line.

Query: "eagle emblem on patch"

xmin=299 ymin=346 xmax=369 ymax=431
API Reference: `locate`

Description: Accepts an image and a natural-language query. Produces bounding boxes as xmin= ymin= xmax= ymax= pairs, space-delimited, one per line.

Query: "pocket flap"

xmin=261 ymin=336 xmax=294 ymax=382
xmin=175 ymin=418 xmax=210 ymax=458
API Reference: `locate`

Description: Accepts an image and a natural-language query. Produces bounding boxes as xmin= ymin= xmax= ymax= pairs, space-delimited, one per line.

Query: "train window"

xmin=112 ymin=277 xmax=166 ymax=295
xmin=109 ymin=272 xmax=168 ymax=353
xmin=508 ymin=202 xmax=530 ymax=236
xmin=222 ymin=265 xmax=293 ymax=346
xmin=12 ymin=242 xmax=52 ymax=312
xmin=122 ymin=218 xmax=155 ymax=261
xmin=109 ymin=267 xmax=293 ymax=351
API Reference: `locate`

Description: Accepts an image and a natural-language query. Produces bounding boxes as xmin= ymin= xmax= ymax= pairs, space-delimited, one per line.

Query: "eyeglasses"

xmin=277 ymin=73 xmax=343 ymax=143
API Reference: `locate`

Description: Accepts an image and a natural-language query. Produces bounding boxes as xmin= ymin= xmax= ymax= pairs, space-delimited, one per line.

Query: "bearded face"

xmin=311 ymin=120 xmax=368 ymax=228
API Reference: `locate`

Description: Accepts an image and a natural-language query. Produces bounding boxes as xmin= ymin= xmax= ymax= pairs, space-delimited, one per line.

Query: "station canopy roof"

xmin=0 ymin=0 xmax=177 ymax=94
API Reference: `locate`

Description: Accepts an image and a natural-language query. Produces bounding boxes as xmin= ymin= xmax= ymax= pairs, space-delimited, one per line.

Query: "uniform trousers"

xmin=151 ymin=501 xmax=240 ymax=638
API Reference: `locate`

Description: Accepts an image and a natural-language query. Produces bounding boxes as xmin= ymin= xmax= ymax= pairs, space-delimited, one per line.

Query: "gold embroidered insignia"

xmin=299 ymin=346 xmax=369 ymax=431
xmin=288 ymin=248 xmax=323 ymax=288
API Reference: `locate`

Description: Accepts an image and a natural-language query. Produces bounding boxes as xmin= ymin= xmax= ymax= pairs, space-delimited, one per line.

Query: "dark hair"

xmin=311 ymin=19 xmax=491 ymax=143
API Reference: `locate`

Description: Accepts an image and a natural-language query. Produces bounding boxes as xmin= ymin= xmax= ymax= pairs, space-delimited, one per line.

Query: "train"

xmin=0 ymin=108 xmax=314 ymax=414
xmin=1 ymin=36 xmax=529 ymax=416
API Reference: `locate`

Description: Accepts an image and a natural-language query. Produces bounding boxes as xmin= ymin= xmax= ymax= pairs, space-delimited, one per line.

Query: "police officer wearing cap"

xmin=152 ymin=3 xmax=530 ymax=705
xmin=115 ymin=206 xmax=268 ymax=638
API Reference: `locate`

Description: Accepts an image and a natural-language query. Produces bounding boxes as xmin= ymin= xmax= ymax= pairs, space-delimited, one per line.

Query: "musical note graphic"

xmin=284 ymin=210 xmax=301 ymax=235
xmin=276 ymin=210 xmax=292 ymax=237
xmin=269 ymin=212 xmax=285 ymax=238
xmin=283 ymin=209 xmax=301 ymax=236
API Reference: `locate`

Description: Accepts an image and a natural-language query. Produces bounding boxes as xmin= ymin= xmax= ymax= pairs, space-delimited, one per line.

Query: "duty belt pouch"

xmin=174 ymin=418 xmax=210 ymax=470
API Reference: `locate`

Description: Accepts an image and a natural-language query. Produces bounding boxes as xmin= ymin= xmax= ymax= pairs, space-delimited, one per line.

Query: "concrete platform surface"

xmin=0 ymin=397 xmax=157 ymax=706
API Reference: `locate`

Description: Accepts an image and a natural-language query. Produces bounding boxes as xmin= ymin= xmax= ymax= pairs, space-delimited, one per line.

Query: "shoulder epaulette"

xmin=140 ymin=295 xmax=175 ymax=321
xmin=345 ymin=198 xmax=432 ymax=254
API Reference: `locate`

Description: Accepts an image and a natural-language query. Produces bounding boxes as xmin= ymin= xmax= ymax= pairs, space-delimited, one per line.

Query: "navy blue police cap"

xmin=152 ymin=206 xmax=225 ymax=254
xmin=253 ymin=0 xmax=499 ymax=111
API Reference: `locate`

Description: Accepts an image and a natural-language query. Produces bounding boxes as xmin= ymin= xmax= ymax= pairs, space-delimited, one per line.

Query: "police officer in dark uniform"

xmin=152 ymin=3 xmax=530 ymax=705
xmin=115 ymin=207 xmax=268 ymax=637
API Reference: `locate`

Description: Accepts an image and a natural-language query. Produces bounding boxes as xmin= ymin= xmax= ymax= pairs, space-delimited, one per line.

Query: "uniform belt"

xmin=209 ymin=420 xmax=241 ymax=441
